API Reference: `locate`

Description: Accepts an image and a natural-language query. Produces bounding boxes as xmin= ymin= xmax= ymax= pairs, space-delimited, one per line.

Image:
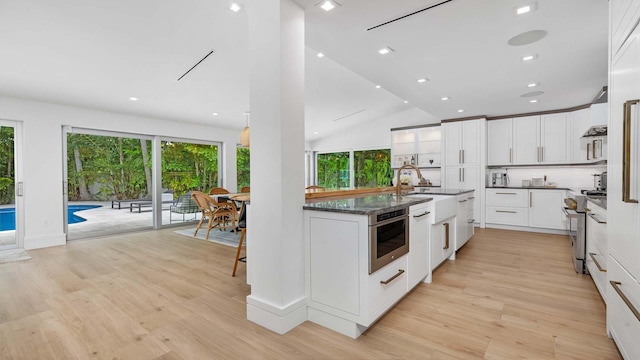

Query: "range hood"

xmin=581 ymin=125 xmax=607 ymax=138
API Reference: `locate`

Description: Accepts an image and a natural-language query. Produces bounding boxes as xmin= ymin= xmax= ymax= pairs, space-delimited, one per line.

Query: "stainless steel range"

xmin=563 ymin=194 xmax=588 ymax=274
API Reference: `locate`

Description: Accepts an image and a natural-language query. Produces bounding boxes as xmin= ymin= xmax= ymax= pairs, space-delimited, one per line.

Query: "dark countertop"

xmin=486 ymin=186 xmax=571 ymax=190
xmin=587 ymin=196 xmax=607 ymax=210
xmin=303 ymin=194 xmax=433 ymax=215
xmin=409 ymin=188 xmax=474 ymax=195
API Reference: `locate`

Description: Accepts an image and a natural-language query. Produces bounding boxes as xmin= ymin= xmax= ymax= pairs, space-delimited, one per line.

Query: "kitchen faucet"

xmin=396 ymin=164 xmax=429 ymax=197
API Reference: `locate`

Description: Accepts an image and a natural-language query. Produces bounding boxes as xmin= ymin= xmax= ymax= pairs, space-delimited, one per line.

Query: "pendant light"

xmin=239 ymin=111 xmax=250 ymax=148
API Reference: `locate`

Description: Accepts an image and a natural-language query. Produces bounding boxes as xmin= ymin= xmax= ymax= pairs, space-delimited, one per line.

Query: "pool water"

xmin=0 ymin=205 xmax=101 ymax=231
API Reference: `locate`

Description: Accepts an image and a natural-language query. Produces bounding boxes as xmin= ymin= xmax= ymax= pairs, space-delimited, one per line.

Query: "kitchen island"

xmin=302 ymin=189 xmax=474 ymax=338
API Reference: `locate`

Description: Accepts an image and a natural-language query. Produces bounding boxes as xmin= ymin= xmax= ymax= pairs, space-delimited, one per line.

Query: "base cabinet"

xmin=607 ymin=256 xmax=640 ymax=360
xmin=408 ymin=203 xmax=431 ymax=288
xmin=455 ymin=193 xmax=474 ymax=250
xmin=431 ymin=217 xmax=455 ymax=270
xmin=586 ymin=202 xmax=608 ymax=302
xmin=528 ymin=190 xmax=565 ymax=230
xmin=485 ymin=188 xmax=566 ymax=231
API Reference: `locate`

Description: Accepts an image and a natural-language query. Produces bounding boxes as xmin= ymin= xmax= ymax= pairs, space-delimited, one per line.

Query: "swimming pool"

xmin=0 ymin=205 xmax=101 ymax=231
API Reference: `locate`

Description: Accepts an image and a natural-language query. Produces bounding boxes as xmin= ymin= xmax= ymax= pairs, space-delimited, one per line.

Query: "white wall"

xmin=309 ymin=108 xmax=436 ymax=152
xmin=0 ymin=96 xmax=240 ymax=249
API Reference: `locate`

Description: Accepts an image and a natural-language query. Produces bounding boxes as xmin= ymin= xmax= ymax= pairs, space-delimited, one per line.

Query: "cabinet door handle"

xmin=623 ymin=99 xmax=639 ymax=203
xmin=496 ymin=192 xmax=517 ymax=195
xmin=467 ymin=219 xmax=474 ymax=223
xmin=587 ymin=212 xmax=607 ymax=224
xmin=530 ymin=192 xmax=533 ymax=207
xmin=541 ymin=147 xmax=544 ymax=162
xmin=588 ymin=253 xmax=606 ymax=272
xmin=468 ymin=196 xmax=475 ymax=200
xmin=587 ymin=142 xmax=591 ymax=160
xmin=459 ymin=168 xmax=462 ymax=182
xmin=413 ymin=211 xmax=430 ymax=218
xmin=537 ymin=146 xmax=540 ymax=162
xmin=459 ymin=149 xmax=462 ymax=164
xmin=462 ymin=149 xmax=465 ymax=164
xmin=592 ymin=140 xmax=597 ymax=159
xmin=610 ymin=281 xmax=640 ymax=321
xmin=458 ymin=199 xmax=468 ymax=203
xmin=443 ymin=223 xmax=450 ymax=249
xmin=462 ymin=168 xmax=465 ymax=182
xmin=496 ymin=210 xmax=517 ymax=213
xmin=380 ymin=269 xmax=405 ymax=285
xmin=509 ymin=148 xmax=512 ymax=163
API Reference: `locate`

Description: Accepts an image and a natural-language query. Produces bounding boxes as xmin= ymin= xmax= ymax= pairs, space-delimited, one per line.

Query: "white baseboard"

xmin=24 ymin=233 xmax=66 ymax=250
xmin=246 ymin=295 xmax=307 ymax=335
xmin=485 ymin=224 xmax=568 ymax=235
xmin=307 ymin=307 xmax=366 ymax=339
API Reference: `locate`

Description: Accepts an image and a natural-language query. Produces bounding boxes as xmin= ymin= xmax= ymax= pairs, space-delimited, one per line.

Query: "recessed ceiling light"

xmin=375 ymin=85 xmax=381 ymax=89
xmin=527 ymin=82 xmax=538 ymax=87
xmin=129 ymin=97 xmax=139 ymax=101
xmin=522 ymin=54 xmax=537 ymax=61
xmin=530 ymin=99 xmax=538 ymax=103
xmin=212 ymin=112 xmax=219 ymax=116
xmin=378 ymin=47 xmax=394 ymax=55
xmin=417 ymin=78 xmax=428 ymax=83
xmin=514 ymin=2 xmax=537 ymax=15
xmin=441 ymin=97 xmax=450 ymax=101
xmin=404 ymin=100 xmax=409 ymax=104
xmin=230 ymin=2 xmax=242 ymax=12
xmin=317 ymin=52 xmax=324 ymax=58
xmin=458 ymin=109 xmax=464 ymax=113
xmin=319 ymin=0 xmax=339 ymax=11
xmin=314 ymin=131 xmax=319 ymax=135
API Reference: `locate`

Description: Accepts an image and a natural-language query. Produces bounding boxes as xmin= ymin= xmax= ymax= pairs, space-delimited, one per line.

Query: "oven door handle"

xmin=371 ymin=215 xmax=409 ymax=227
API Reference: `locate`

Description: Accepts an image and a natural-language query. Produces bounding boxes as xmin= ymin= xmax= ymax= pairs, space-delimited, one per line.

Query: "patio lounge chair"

xmin=170 ymin=193 xmax=200 ymax=222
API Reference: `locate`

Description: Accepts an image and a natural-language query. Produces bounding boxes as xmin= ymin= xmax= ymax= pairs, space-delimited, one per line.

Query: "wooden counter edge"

xmin=305 ymin=186 xmax=409 ymax=201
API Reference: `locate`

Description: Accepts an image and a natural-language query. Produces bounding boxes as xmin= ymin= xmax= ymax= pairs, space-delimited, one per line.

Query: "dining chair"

xmin=240 ymin=186 xmax=250 ymax=193
xmin=232 ymin=217 xmax=247 ymax=277
xmin=191 ymin=191 xmax=237 ymax=239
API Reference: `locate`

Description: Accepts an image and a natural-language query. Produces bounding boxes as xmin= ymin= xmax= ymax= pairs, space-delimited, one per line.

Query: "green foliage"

xmin=161 ymin=141 xmax=219 ymax=197
xmin=317 ymin=152 xmax=350 ymax=189
xmin=237 ymin=147 xmax=250 ymax=192
xmin=0 ymin=127 xmax=15 ymax=204
xmin=354 ymin=149 xmax=392 ymax=188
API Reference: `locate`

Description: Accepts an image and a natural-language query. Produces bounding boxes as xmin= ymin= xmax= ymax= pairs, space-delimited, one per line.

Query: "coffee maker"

xmin=491 ymin=173 xmax=509 ymax=187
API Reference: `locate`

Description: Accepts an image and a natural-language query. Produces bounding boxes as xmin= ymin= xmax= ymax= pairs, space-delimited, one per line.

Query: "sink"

xmin=404 ymin=194 xmax=456 ymax=223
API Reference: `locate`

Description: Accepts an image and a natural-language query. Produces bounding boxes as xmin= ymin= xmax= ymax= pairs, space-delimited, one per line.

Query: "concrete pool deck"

xmin=0 ymin=201 xmax=202 ymax=245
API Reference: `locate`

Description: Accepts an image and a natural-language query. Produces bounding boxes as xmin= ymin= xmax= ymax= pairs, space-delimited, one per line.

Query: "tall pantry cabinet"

xmin=442 ymin=119 xmax=486 ymax=226
xmin=607 ymin=1 xmax=640 ymax=358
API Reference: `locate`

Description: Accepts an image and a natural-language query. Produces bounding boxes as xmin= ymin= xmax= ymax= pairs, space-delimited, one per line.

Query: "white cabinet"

xmin=454 ymin=192 xmax=474 ymax=250
xmin=445 ymin=166 xmax=480 ymax=222
xmin=487 ymin=119 xmax=513 ymax=165
xmin=431 ymin=217 xmax=455 ymax=271
xmin=443 ymin=120 xmax=481 ymax=166
xmin=528 ymin=190 xmax=566 ymax=230
xmin=512 ymin=114 xmax=570 ymax=165
xmin=408 ymin=203 xmax=431 ymax=288
xmin=486 ymin=189 xmax=565 ymax=230
xmin=611 ymin=0 xmax=640 ymax=57
xmin=570 ymin=105 xmax=608 ymax=164
xmin=586 ymin=201 xmax=607 ymax=302
xmin=485 ymin=189 xmax=529 ymax=227
xmin=391 ymin=126 xmax=441 ymax=168
xmin=607 ymin=256 xmax=640 ymax=360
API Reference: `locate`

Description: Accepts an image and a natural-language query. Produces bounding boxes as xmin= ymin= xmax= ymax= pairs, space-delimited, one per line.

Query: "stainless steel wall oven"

xmin=369 ymin=208 xmax=409 ymax=274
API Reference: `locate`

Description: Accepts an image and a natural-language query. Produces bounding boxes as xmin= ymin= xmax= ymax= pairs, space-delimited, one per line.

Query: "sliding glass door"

xmin=0 ymin=120 xmax=22 ymax=250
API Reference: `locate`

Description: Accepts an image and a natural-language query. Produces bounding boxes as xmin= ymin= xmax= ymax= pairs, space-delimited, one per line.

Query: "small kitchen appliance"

xmin=491 ymin=173 xmax=509 ymax=187
xmin=593 ymin=171 xmax=607 ymax=191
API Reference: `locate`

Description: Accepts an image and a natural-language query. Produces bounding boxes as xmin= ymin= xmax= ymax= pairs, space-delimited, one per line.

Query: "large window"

xmin=354 ymin=149 xmax=392 ymax=188
xmin=237 ymin=147 xmax=250 ymax=192
xmin=317 ymin=152 xmax=350 ymax=189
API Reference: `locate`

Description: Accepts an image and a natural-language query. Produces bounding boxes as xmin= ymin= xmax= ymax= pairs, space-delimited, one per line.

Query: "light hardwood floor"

xmin=0 ymin=228 xmax=621 ymax=359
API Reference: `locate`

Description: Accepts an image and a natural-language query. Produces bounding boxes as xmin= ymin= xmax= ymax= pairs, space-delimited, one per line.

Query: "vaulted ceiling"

xmin=0 ymin=0 xmax=608 ymax=142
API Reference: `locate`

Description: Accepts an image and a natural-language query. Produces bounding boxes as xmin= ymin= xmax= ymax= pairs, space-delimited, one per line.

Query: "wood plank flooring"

xmin=0 ymin=228 xmax=621 ymax=359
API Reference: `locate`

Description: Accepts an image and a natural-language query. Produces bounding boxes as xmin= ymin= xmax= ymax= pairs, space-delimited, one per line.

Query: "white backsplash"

xmin=487 ymin=165 xmax=607 ymax=190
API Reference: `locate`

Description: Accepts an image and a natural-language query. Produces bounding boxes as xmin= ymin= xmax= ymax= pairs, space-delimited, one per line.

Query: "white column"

xmin=246 ymin=0 xmax=306 ymax=334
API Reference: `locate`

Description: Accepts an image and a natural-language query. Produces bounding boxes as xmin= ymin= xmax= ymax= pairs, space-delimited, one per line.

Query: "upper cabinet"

xmin=611 ymin=0 xmax=640 ymax=57
xmin=391 ymin=126 xmax=441 ymax=168
xmin=489 ymin=114 xmax=570 ymax=165
xmin=443 ymin=120 xmax=481 ymax=166
xmin=488 ymin=109 xmax=607 ymax=166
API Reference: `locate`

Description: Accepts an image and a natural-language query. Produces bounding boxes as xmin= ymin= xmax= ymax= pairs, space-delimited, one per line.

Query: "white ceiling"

xmin=0 ymin=0 xmax=608 ymax=142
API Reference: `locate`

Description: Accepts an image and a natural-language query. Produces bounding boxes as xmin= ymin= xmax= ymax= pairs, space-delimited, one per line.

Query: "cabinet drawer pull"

xmin=587 ymin=212 xmax=607 ymax=224
xmin=443 ymin=222 xmax=450 ymax=249
xmin=588 ymin=253 xmax=606 ymax=272
xmin=610 ymin=281 xmax=640 ymax=322
xmin=413 ymin=211 xmax=430 ymax=218
xmin=496 ymin=210 xmax=517 ymax=213
xmin=623 ymin=99 xmax=639 ymax=203
xmin=467 ymin=219 xmax=474 ymax=223
xmin=495 ymin=192 xmax=517 ymax=195
xmin=380 ymin=269 xmax=405 ymax=285
xmin=468 ymin=196 xmax=475 ymax=200
xmin=458 ymin=199 xmax=468 ymax=203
